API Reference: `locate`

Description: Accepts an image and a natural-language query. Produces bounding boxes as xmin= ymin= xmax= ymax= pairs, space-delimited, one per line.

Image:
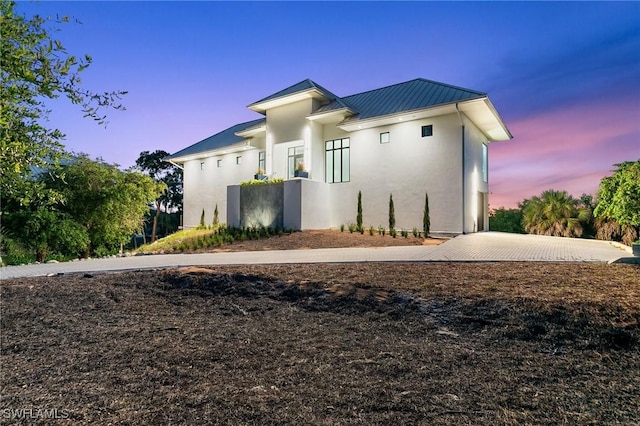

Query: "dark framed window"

xmin=325 ymin=138 xmax=350 ymax=183
xmin=200 ymin=162 xmax=205 ymax=170
xmin=236 ymin=156 xmax=242 ymax=165
xmin=258 ymin=151 xmax=266 ymax=172
xmin=217 ymin=159 xmax=222 ymax=168
xmin=421 ymin=125 xmax=433 ymax=137
xmin=288 ymin=146 xmax=304 ymax=179
xmin=380 ymin=132 xmax=390 ymax=144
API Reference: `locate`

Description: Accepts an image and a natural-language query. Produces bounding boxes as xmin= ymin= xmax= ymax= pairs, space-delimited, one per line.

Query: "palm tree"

xmin=521 ymin=190 xmax=591 ymax=238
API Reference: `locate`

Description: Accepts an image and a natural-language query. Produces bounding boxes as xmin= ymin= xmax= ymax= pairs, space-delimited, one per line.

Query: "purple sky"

xmin=18 ymin=1 xmax=640 ymax=208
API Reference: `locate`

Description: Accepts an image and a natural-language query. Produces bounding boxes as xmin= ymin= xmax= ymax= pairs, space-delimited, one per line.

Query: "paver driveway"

xmin=0 ymin=232 xmax=630 ymax=280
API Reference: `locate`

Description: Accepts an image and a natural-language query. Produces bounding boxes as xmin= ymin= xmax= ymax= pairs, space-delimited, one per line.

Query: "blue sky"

xmin=17 ymin=1 xmax=640 ymax=208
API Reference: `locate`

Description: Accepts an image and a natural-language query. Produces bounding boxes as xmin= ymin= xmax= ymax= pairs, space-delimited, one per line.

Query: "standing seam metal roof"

xmin=169 ymin=78 xmax=490 ymax=159
xmin=165 ymin=118 xmax=265 ymax=160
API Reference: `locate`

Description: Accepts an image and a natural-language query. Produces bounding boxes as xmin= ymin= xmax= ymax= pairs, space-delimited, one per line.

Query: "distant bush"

xmin=489 ymin=208 xmax=525 ymax=234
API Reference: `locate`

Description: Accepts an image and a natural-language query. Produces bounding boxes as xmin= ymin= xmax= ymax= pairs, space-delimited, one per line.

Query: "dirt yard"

xmin=1 ymin=262 xmax=638 ymax=425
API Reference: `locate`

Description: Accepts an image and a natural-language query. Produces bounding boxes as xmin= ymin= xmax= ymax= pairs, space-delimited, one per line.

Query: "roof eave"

xmin=248 ymin=88 xmax=333 ymax=113
xmin=164 ymin=140 xmax=258 ymax=164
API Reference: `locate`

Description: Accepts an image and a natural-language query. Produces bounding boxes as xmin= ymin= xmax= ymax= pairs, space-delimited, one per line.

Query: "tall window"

xmin=258 ymin=151 xmax=266 ymax=172
xmin=325 ymin=138 xmax=350 ymax=183
xmin=288 ymin=146 xmax=304 ymax=179
xmin=482 ymin=143 xmax=488 ymax=182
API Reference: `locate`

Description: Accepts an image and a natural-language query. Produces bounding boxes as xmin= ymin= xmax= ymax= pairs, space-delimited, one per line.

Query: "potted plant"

xmin=294 ymin=162 xmax=308 ymax=178
xmin=633 ymin=240 xmax=640 ymax=257
xmin=254 ymin=168 xmax=266 ymax=180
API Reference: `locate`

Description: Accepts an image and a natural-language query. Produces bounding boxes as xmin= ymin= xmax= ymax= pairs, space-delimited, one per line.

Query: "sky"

xmin=16 ymin=1 xmax=640 ymax=208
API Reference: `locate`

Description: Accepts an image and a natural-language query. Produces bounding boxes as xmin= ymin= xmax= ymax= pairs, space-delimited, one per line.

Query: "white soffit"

xmin=338 ymin=104 xmax=458 ymax=132
xmin=235 ymin=124 xmax=266 ymax=138
xmin=306 ymin=108 xmax=354 ymax=124
xmin=459 ymin=98 xmax=513 ymax=141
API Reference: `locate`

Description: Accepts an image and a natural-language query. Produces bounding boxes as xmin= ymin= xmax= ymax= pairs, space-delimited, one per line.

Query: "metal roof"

xmin=168 ymin=78 xmax=506 ymax=160
xmin=165 ymin=118 xmax=265 ymax=160
xmin=320 ymin=78 xmax=486 ymax=120
xmin=248 ymin=79 xmax=338 ymax=107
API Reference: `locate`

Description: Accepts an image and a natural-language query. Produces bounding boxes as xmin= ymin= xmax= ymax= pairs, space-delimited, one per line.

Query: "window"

xmin=288 ymin=146 xmax=304 ymax=179
xmin=421 ymin=125 xmax=433 ymax=137
xmin=200 ymin=162 xmax=205 ymax=170
xmin=325 ymin=138 xmax=350 ymax=183
xmin=236 ymin=156 xmax=242 ymax=165
xmin=380 ymin=132 xmax=390 ymax=144
xmin=217 ymin=159 xmax=222 ymax=168
xmin=258 ymin=151 xmax=266 ymax=172
xmin=482 ymin=143 xmax=488 ymax=182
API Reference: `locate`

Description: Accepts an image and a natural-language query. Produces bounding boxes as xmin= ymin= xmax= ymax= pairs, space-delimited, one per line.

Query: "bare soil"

xmin=1 ymin=260 xmax=639 ymax=425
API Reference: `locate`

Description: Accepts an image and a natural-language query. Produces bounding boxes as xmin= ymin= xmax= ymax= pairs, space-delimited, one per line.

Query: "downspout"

xmin=455 ymin=103 xmax=465 ymax=234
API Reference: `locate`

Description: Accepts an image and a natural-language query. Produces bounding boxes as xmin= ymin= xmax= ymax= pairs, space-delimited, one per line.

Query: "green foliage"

xmin=489 ymin=208 xmax=524 ymax=233
xmin=378 ymin=226 xmax=385 ymax=236
xmin=423 ymin=192 xmax=430 ymax=238
xmin=199 ymin=209 xmax=206 ymax=228
xmin=521 ymin=190 xmax=591 ymax=238
xmin=3 ymin=208 xmax=89 ymax=262
xmin=369 ymin=226 xmax=375 ymax=236
xmin=401 ymin=229 xmax=408 ymax=238
xmin=356 ymin=191 xmax=363 ymax=232
xmin=594 ymin=161 xmax=640 ymax=227
xmin=388 ymin=194 xmax=395 ymax=231
xmin=348 ymin=223 xmax=356 ymax=233
xmin=412 ymin=227 xmax=419 ymax=238
xmin=340 ymin=224 xmax=345 ymax=233
xmin=135 ymin=150 xmax=183 ymax=242
xmin=390 ymin=228 xmax=397 ymax=238
xmin=213 ymin=204 xmax=219 ymax=226
xmin=40 ymin=155 xmax=163 ymax=256
xmin=0 ymin=1 xmax=126 ymax=206
xmin=241 ymin=177 xmax=284 ymax=186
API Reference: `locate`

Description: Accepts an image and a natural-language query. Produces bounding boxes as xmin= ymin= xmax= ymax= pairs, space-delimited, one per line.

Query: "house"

xmin=165 ymin=78 xmax=512 ymax=233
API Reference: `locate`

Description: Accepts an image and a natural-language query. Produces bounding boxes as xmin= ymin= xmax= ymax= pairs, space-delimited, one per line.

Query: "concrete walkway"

xmin=0 ymin=232 xmax=632 ymax=280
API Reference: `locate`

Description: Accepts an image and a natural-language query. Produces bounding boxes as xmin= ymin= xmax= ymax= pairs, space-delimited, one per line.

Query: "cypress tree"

xmin=213 ymin=204 xmax=219 ymax=226
xmin=199 ymin=208 xmax=206 ymax=228
xmin=389 ymin=194 xmax=395 ymax=230
xmin=423 ymin=192 xmax=430 ymax=238
xmin=356 ymin=191 xmax=363 ymax=232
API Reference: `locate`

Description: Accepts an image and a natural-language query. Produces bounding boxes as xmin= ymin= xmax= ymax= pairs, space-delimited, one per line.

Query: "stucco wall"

xmin=462 ymin=115 xmax=490 ymax=233
xmin=324 ymin=113 xmax=465 ymax=233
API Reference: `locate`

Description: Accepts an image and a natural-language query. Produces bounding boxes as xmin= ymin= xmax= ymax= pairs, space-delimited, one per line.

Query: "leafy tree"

xmin=594 ymin=161 xmax=640 ymax=228
xmin=521 ymin=190 xmax=591 ymax=238
xmin=356 ymin=191 xmax=363 ymax=233
xmin=423 ymin=192 xmax=430 ymax=237
xmin=489 ymin=208 xmax=524 ymax=233
xmin=593 ymin=160 xmax=640 ymax=245
xmin=388 ymin=194 xmax=395 ymax=231
xmin=3 ymin=209 xmax=89 ymax=262
xmin=41 ymin=155 xmax=163 ymax=255
xmin=0 ymin=0 xmax=126 ymax=206
xmin=135 ymin=150 xmax=183 ymax=242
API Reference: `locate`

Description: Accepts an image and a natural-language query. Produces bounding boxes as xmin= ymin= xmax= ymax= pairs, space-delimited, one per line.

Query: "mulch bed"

xmin=1 ymin=263 xmax=639 ymax=424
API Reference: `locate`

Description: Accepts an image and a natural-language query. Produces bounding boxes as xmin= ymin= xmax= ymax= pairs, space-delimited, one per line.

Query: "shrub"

xmin=340 ymin=224 xmax=345 ymax=233
xmin=368 ymin=226 xmax=375 ymax=236
xmin=213 ymin=204 xmax=219 ymax=226
xmin=489 ymin=208 xmax=524 ymax=233
xmin=348 ymin=223 xmax=356 ymax=233
xmin=378 ymin=226 xmax=385 ymax=236
xmin=401 ymin=229 xmax=408 ymax=238
xmin=199 ymin=208 xmax=206 ymax=229
xmin=389 ymin=194 xmax=395 ymax=231
xmin=423 ymin=192 xmax=430 ymax=238
xmin=356 ymin=191 xmax=363 ymax=232
xmin=390 ymin=228 xmax=397 ymax=238
xmin=412 ymin=227 xmax=419 ymax=238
